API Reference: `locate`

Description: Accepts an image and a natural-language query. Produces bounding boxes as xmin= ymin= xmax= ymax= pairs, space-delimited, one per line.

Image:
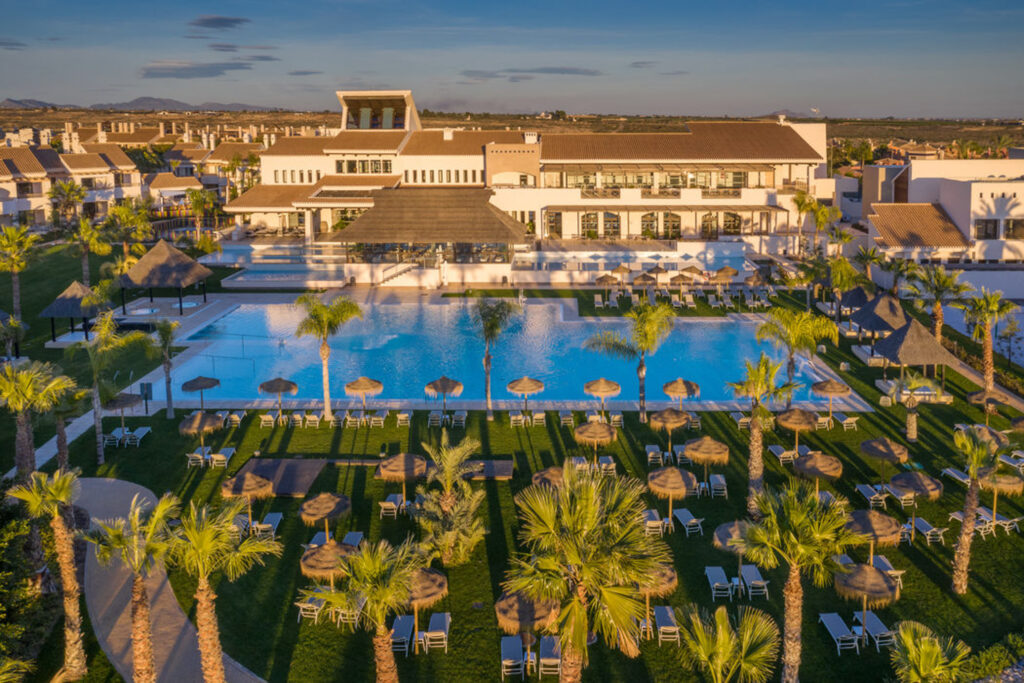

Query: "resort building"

xmin=222 ymin=90 xmax=832 ymax=287
xmin=0 ymin=146 xmax=52 ymax=228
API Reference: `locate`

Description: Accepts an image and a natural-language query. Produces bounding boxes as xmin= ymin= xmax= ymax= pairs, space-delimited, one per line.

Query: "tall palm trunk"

xmin=932 ymin=301 xmax=944 ymax=342
xmin=195 ymin=217 xmax=202 ymax=242
xmin=637 ymin=352 xmax=647 ymax=423
xmin=559 ymin=643 xmax=584 ymax=683
xmin=131 ymin=574 xmax=157 ymax=683
xmin=747 ymin=411 xmax=764 ymax=518
xmin=56 ymin=415 xmax=70 ymax=471
xmin=906 ymin=401 xmax=919 ymax=442
xmin=319 ymin=340 xmax=332 ymax=421
xmin=194 ymin=576 xmax=226 ymax=683
xmin=92 ymin=383 xmax=105 ymax=465
xmin=372 ymin=627 xmax=400 ymax=683
xmin=11 ymin=269 xmax=22 ymax=321
xmin=781 ymin=565 xmax=803 ymax=683
xmin=483 ymin=343 xmax=493 ymax=413
xmin=951 ymin=480 xmax=980 ymax=594
xmin=864 ymin=264 xmax=873 ymax=281
xmin=122 ymin=241 xmax=130 ymax=259
xmin=982 ymin=322 xmax=995 ymax=391
xmin=785 ymin=354 xmax=796 ymax=408
xmin=81 ymin=249 xmax=91 ymax=287
xmin=14 ymin=411 xmax=34 ymax=483
xmin=52 ymin=511 xmax=88 ymax=680
xmin=163 ymin=357 xmax=174 ymax=419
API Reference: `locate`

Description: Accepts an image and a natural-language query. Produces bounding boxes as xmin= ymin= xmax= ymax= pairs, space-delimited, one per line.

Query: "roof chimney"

xmin=443 ymin=128 xmax=454 ymax=141
xmin=523 ymin=131 xmax=538 ymax=145
xmin=777 ymin=114 xmax=786 ymax=125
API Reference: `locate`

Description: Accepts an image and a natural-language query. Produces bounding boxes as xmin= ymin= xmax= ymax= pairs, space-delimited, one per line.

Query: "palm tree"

xmin=68 ymin=217 xmax=111 ymax=287
xmin=0 ymin=316 xmax=23 ymax=359
xmin=0 ymin=361 xmax=77 ymax=483
xmin=782 ymin=258 xmax=825 ymax=311
xmin=827 ymin=256 xmax=865 ymax=324
xmin=678 ymin=605 xmax=780 ymax=683
xmin=827 ymin=225 xmax=853 ymax=258
xmin=294 ymin=293 xmax=362 ymax=422
xmin=415 ymin=430 xmax=485 ymax=565
xmin=889 ymin=621 xmax=970 ymax=682
xmin=0 ymin=226 xmax=40 ymax=321
xmin=854 ymin=245 xmax=884 ymax=282
xmin=882 ymin=257 xmax=918 ymax=297
xmin=48 ymin=179 xmax=86 ymax=229
xmin=950 ymin=428 xmax=1000 ymax=594
xmin=311 ymin=539 xmax=424 ymax=683
xmin=66 ymin=311 xmax=153 ymax=464
xmin=811 ymin=203 xmax=842 ymax=256
xmin=756 ymin=309 xmax=838 ymax=390
xmin=106 ymin=199 xmax=153 ymax=258
xmin=887 ymin=372 xmax=942 ymax=443
xmin=955 ymin=289 xmax=1018 ymax=391
xmin=154 ymin=320 xmax=180 ymax=419
xmin=737 ymin=484 xmax=862 ymax=683
xmin=908 ymin=265 xmax=971 ymax=343
xmin=85 ymin=493 xmax=179 ymax=683
xmin=791 ymin=190 xmax=816 ymax=256
xmin=584 ymin=302 xmax=675 ymax=422
xmin=727 ymin=353 xmax=798 ymax=516
xmin=421 ymin=429 xmax=480 ymax=515
xmin=0 ymin=658 xmax=33 ymax=682
xmin=53 ymin=388 xmax=88 ymax=472
xmin=504 ymin=465 xmax=670 ymax=682
xmin=473 ymin=298 xmax=521 ymax=413
xmin=168 ymin=500 xmax=281 ymax=683
xmin=185 ymin=188 xmax=217 ymax=241
xmin=10 ymin=470 xmax=88 ymax=680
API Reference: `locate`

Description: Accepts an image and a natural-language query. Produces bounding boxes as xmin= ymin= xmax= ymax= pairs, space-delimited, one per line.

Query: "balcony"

xmin=580 ymin=188 xmax=620 ymax=199
xmin=777 ymin=180 xmax=809 ymax=195
xmin=701 ymin=188 xmax=742 ymax=199
xmin=641 ymin=188 xmax=681 ymax=199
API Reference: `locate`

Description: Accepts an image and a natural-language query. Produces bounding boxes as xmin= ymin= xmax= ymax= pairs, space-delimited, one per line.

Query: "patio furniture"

xmin=980 ymin=506 xmax=1022 ymax=534
xmin=500 ymin=636 xmax=525 ymax=680
xmin=391 ymin=615 xmax=415 ymax=657
xmin=342 ymin=531 xmax=364 ymax=546
xmin=295 ymin=595 xmax=324 ymax=624
xmin=559 ymin=410 xmax=574 ymax=426
xmin=370 ymin=411 xmax=387 ymax=428
xmin=538 ymin=636 xmax=561 ymax=677
xmin=104 ymin=431 xmax=122 ymax=447
xmin=379 ymin=494 xmax=403 ymax=519
xmin=673 ymin=508 xmax=704 ymax=536
xmin=252 ymin=512 xmax=282 ymax=540
xmin=305 ymin=413 xmax=321 ymax=428
xmin=834 ymin=553 xmax=854 ymax=566
xmin=705 ymin=566 xmax=733 ymax=601
xmin=332 ymin=595 xmax=367 ymax=631
xmin=186 ymin=453 xmax=205 ymax=468
xmin=646 ymin=445 xmax=664 ymax=467
xmin=768 ymin=444 xmax=795 ymax=465
xmin=816 ymin=413 xmax=834 ymax=430
xmin=208 ymin=447 xmax=236 ymax=469
xmin=741 ymin=565 xmax=770 ymax=600
xmin=672 ymin=444 xmax=692 ymax=466
xmin=884 ymin=485 xmax=916 ymax=510
xmin=653 ymin=606 xmax=681 ymax=646
xmin=452 ymin=410 xmax=468 ymax=428
xmin=396 ymin=411 xmax=410 ymax=427
xmin=594 ymin=294 xmax=604 ymax=309
xmin=730 ymin=412 xmax=750 ymax=430
xmin=598 ymin=456 xmax=616 ymax=475
xmin=259 ymin=413 xmax=275 ymax=428
xmin=344 ymin=411 xmax=361 ymax=428
xmin=306 ymin=531 xmax=327 ymax=548
xmin=709 ymin=474 xmax=728 ymax=498
xmin=609 ymin=411 xmax=624 ymax=427
xmin=289 ymin=411 xmax=305 ymax=427
xmin=531 ymin=411 xmax=546 ymax=426
xmin=643 ymin=509 xmax=664 ymax=537
xmin=227 ymin=410 xmax=246 ymax=426
xmin=872 ymin=555 xmax=905 ymax=589
xmin=419 ymin=612 xmax=451 ymax=653
xmin=428 ymin=411 xmax=444 ymax=427
xmin=941 ymin=468 xmax=971 ymax=486
xmin=914 ymin=517 xmax=947 ymax=545
xmin=834 ymin=412 xmax=859 ymax=431
xmin=819 ymin=612 xmax=860 ymax=655
xmin=510 ymin=411 xmax=526 ymax=427
xmin=853 ymin=610 xmax=896 ymax=651
xmin=856 ymin=484 xmax=887 ymax=509
xmin=125 ymin=427 xmax=151 ymax=447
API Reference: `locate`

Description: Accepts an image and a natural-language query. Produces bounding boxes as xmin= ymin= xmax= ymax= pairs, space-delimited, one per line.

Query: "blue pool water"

xmin=173 ymin=303 xmax=823 ymax=403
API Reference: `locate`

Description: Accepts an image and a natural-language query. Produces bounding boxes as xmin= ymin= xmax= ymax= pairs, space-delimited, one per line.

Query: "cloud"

xmin=209 ymin=43 xmax=239 ymax=52
xmin=629 ymin=60 xmax=657 ymax=69
xmin=233 ymin=55 xmax=280 ymax=62
xmin=187 ymin=15 xmax=250 ymax=30
xmin=503 ymin=67 xmax=601 ymax=76
xmin=507 ymin=75 xmax=534 ymax=83
xmin=460 ymin=70 xmax=503 ymax=80
xmin=184 ymin=34 xmax=212 ymax=39
xmin=459 ymin=66 xmax=600 ymax=84
xmin=658 ymin=70 xmax=690 ymax=76
xmin=140 ymin=60 xmax=252 ymax=79
xmin=0 ymin=38 xmax=27 ymax=50
xmin=289 ymin=70 xmax=323 ymax=76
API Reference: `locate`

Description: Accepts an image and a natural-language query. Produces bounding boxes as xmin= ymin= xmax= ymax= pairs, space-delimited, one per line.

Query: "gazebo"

xmin=120 ymin=239 xmax=213 ymax=315
xmin=849 ymin=293 xmax=908 ymax=348
xmin=873 ymin=319 xmax=960 ymax=385
xmin=39 ymin=281 xmax=105 ymax=342
xmin=840 ymin=286 xmax=871 ymax=310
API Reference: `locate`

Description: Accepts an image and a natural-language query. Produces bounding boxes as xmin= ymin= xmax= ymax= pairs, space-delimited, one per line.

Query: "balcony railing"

xmin=580 ymin=188 xmax=621 ymax=199
xmin=777 ymin=181 xmax=809 ymax=195
xmin=641 ymin=188 xmax=681 ymax=199
xmin=701 ymin=188 xmax=742 ymax=199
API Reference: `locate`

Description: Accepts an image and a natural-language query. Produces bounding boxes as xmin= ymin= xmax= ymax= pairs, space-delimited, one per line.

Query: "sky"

xmin=1 ymin=0 xmax=1023 ymax=117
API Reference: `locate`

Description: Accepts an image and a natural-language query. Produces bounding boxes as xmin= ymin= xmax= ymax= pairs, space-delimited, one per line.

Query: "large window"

xmin=975 ymin=219 xmax=999 ymax=240
xmin=641 ymin=212 xmax=658 ymax=237
xmin=545 ymin=211 xmax=562 ymax=238
xmin=603 ymin=212 xmax=621 ymax=238
xmin=1006 ymin=219 xmax=1024 ymax=240
xmin=663 ymin=212 xmax=681 ymax=239
xmin=722 ymin=212 xmax=743 ymax=235
xmin=581 ymin=212 xmax=599 ymax=238
xmin=717 ymin=171 xmax=747 ymax=189
xmin=339 ymin=159 xmax=393 ymax=174
xmin=700 ymin=212 xmax=718 ymax=239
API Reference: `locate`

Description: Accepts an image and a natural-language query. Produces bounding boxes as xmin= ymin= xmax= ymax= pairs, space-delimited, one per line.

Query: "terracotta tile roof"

xmin=145 ymin=172 xmax=202 ymax=191
xmin=154 ymin=134 xmax=180 ymax=145
xmin=224 ymin=183 xmax=316 ymax=211
xmin=402 ymin=130 xmax=526 ymax=156
xmin=31 ymin=147 xmax=68 ymax=173
xmin=102 ymin=128 xmax=161 ymax=144
xmin=81 ymin=143 xmax=137 ymax=170
xmin=541 ymin=122 xmax=821 ymax=161
xmin=165 ymin=147 xmax=209 ymax=164
xmin=323 ymin=131 xmax=408 ymax=153
xmin=60 ymin=153 xmax=111 ymax=172
xmin=261 ymin=136 xmax=335 ymax=156
xmin=0 ymin=147 xmax=47 ymax=177
xmin=869 ymin=203 xmax=970 ymax=248
xmin=205 ymin=142 xmax=263 ymax=164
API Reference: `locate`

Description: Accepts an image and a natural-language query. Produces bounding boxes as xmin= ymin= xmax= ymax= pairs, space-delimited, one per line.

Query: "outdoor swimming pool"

xmin=173 ymin=302 xmax=825 ymax=404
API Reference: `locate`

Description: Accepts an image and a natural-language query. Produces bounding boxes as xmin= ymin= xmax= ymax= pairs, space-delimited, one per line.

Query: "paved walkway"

xmin=75 ymin=478 xmax=263 ymax=683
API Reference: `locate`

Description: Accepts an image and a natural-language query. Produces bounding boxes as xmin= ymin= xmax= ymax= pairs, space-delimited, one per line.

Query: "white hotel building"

xmin=222 ymin=90 xmax=833 ymax=286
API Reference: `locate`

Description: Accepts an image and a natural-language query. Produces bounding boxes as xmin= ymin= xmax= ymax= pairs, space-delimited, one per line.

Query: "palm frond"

xmin=583 ymin=330 xmax=638 ymax=360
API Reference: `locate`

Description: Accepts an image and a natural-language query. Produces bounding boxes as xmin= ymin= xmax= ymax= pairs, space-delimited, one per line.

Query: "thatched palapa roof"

xmin=849 ymin=293 xmax=908 ymax=333
xmin=121 ymin=240 xmax=213 ymax=289
xmin=873 ymin=320 xmax=959 ymax=367
xmin=39 ymin=281 xmax=105 ymax=319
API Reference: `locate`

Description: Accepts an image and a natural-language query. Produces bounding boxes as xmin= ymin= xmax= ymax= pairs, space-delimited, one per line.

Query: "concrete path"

xmin=75 ymin=478 xmax=263 ymax=683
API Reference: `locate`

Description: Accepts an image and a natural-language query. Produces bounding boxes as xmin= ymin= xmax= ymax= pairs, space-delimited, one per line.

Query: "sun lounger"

xmin=730 ymin=412 xmax=750 ymax=430
xmin=391 ymin=615 xmax=415 ymax=657
xmin=686 ymin=411 xmax=701 ymax=429
xmin=819 ymin=490 xmax=838 ymax=507
xmin=124 ymin=426 xmax=151 ymax=447
xmin=980 ymin=506 xmax=1021 ymax=534
xmin=559 ymin=410 xmax=574 ymax=426
xmin=673 ymin=508 xmax=703 ymax=536
xmin=941 ymin=468 xmax=970 ymax=486
xmin=104 ymin=430 xmax=124 ymax=447
xmin=768 ymin=444 xmax=795 ymax=465
xmin=569 ymin=456 xmax=589 ymax=470
xmin=949 ymin=510 xmax=997 ymax=538
xmin=1000 ymin=454 xmax=1024 ymax=473
xmin=884 ymin=485 xmax=916 ymax=510
xmin=501 ymin=635 xmax=525 ymax=680
xmin=259 ymin=413 xmax=275 ymax=428
xmin=538 ymin=636 xmax=561 ymax=676
xmin=449 ymin=410 xmax=466 ymax=428
xmin=653 ymin=605 xmax=681 ymax=646
xmin=295 ymin=594 xmax=324 ymax=624
xmin=228 ymin=410 xmax=246 ymax=426
xmin=834 ymin=412 xmax=859 ymax=431
xmin=598 ymin=456 xmax=616 ymax=476
xmin=419 ymin=612 xmax=451 ymax=653
xmin=305 ymin=413 xmax=321 ymax=428
xmin=816 ymin=414 xmax=833 ymax=430
xmin=710 ymin=473 xmax=728 ymax=498
xmin=532 ymin=411 xmax=546 ymax=426
xmin=186 ymin=453 xmax=205 ymax=468
xmin=646 ymin=445 xmax=664 ymax=466
xmin=252 ymin=512 xmax=282 ymax=540
xmin=819 ymin=612 xmax=860 ymax=655
xmin=341 ymin=531 xmax=364 ymax=547
xmin=740 ymin=564 xmax=769 ymax=599
xmin=370 ymin=411 xmax=387 ymax=428
xmin=305 ymin=531 xmax=327 ymax=548
xmin=854 ymin=610 xmax=895 ymax=651
xmin=342 ymin=411 xmax=360 ymax=428
xmin=708 ymin=295 xmax=721 ymax=308
xmin=288 ymin=411 xmax=304 ymax=427
xmin=914 ymin=517 xmax=947 ymax=545
xmin=643 ymin=509 xmax=664 ymax=537
xmin=330 ymin=594 xmax=366 ymax=631
xmin=872 ymin=555 xmax=905 ymax=589
xmin=833 ymin=553 xmax=854 ymax=566
xmin=208 ymin=447 xmax=235 ymax=468
xmin=705 ymin=566 xmax=733 ymax=601
xmin=684 ymin=294 xmax=697 ymax=308
xmin=594 ymin=294 xmax=604 ymax=309
xmin=672 ymin=444 xmax=692 ymax=466
xmin=609 ymin=411 xmax=623 ymax=427
xmin=214 ymin=412 xmax=228 ymax=426
xmin=510 ymin=411 xmax=526 ymax=427
xmin=671 ymin=294 xmax=682 ymax=308
xmin=856 ymin=484 xmax=887 ymax=509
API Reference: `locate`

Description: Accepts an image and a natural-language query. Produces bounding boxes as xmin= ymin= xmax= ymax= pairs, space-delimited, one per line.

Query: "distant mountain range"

xmin=762 ymin=109 xmax=817 ymax=119
xmin=0 ymin=96 xmax=279 ymax=112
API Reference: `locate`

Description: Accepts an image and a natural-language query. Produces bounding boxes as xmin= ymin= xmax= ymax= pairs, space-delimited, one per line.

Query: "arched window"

xmin=603 ymin=212 xmax=621 ymax=238
xmin=723 ymin=212 xmax=742 ymax=235
xmin=545 ymin=211 xmax=562 ymax=238
xmin=641 ymin=212 xmax=658 ymax=237
xmin=700 ymin=212 xmax=718 ymax=240
xmin=662 ymin=212 xmax=681 ymax=239
xmin=581 ymin=212 xmax=599 ymax=238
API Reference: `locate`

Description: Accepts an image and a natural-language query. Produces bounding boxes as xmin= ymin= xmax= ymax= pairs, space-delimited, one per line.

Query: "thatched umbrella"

xmin=532 ymin=466 xmax=563 ymax=488
xmin=890 ymin=472 xmax=943 ymax=540
xmin=873 ymin=319 xmax=959 ymax=379
xmin=300 ymin=493 xmax=352 ymax=541
xmin=410 ymin=568 xmax=448 ymax=653
xmin=39 ymin=280 xmax=105 ymax=342
xmin=221 ymin=472 xmax=274 ymax=528
xmin=179 ymin=411 xmax=224 ymax=451
xmin=379 ymin=453 xmax=428 ymax=501
xmin=793 ymin=452 xmax=843 ymax=496
xmin=708 ymin=273 xmax=732 ymax=288
xmin=681 ymin=265 xmax=703 ymax=278
xmin=840 ymin=286 xmax=871 ymax=310
xmin=669 ymin=273 xmax=693 ymax=297
xmin=181 ymin=376 xmax=220 ymax=411
xmin=647 ymin=467 xmax=697 ymax=517
xmin=104 ymin=392 xmax=142 ymax=436
xmin=835 ymin=563 xmax=900 ymax=639
xmin=638 ymin=564 xmax=677 ymax=639
xmin=494 ymin=591 xmax=559 ymax=661
xmin=860 ymin=437 xmax=909 ymax=482
xmin=258 ymin=377 xmax=298 ymax=417
xmin=744 ymin=272 xmax=765 ymax=288
xmin=345 ymin=376 xmax=384 ymax=411
xmin=633 ymin=273 xmax=656 ymax=288
xmin=646 ymin=265 xmax=668 ymax=286
xmin=978 ymin=468 xmax=1024 ymax=518
xmin=776 ymin=409 xmax=817 ymax=453
xmin=713 ymin=520 xmax=751 ymax=578
xmin=969 ymin=423 xmax=1009 ymax=448
xmin=595 ymin=273 xmax=619 ymax=297
xmin=299 ymin=540 xmax=355 ymax=589
xmin=425 ymin=375 xmax=463 ymax=413
xmin=507 ymin=377 xmax=545 ymax=412
xmin=650 ymin=408 xmax=690 ymax=453
xmin=850 ymin=294 xmax=908 ymax=335
xmin=811 ymin=379 xmax=851 ymax=420
xmin=612 ymin=264 xmax=632 ymax=277
xmin=968 ymin=389 xmax=1011 ymax=427
xmin=584 ymin=377 xmax=621 ymax=417
xmin=120 ymin=239 xmax=213 ymax=315
xmin=717 ymin=266 xmax=739 ymax=278
xmin=846 ymin=509 xmax=902 ymax=564
xmin=684 ymin=435 xmax=729 ymax=482
xmin=663 ymin=378 xmax=700 ymax=406
xmin=574 ymin=421 xmax=616 ymax=462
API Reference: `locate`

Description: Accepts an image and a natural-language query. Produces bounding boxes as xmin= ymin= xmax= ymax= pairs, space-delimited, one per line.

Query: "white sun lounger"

xmin=228 ymin=410 xmax=246 ymax=426
xmin=289 ymin=411 xmax=305 ymax=427
xmin=305 ymin=531 xmax=327 ymax=548
xmin=856 ymin=484 xmax=887 ymax=509
xmin=653 ymin=606 xmax=681 ymax=646
xmin=672 ymin=444 xmax=692 ymax=466
xmin=419 ymin=612 xmax=451 ymax=653
xmin=125 ymin=426 xmax=151 ymax=447
xmin=594 ymin=294 xmax=604 ymax=309
xmin=259 ymin=413 xmax=276 ymax=428
xmin=884 ymin=485 xmax=916 ymax=510
xmin=671 ymin=294 xmax=683 ymax=308
xmin=740 ymin=564 xmax=769 ymax=599
xmin=500 ymin=636 xmax=525 ymax=680
xmin=730 ymin=412 xmax=750 ymax=430
xmin=768 ymin=444 xmax=795 ymax=465
xmin=538 ymin=636 xmax=561 ymax=676
xmin=643 ymin=509 xmax=665 ymax=537
xmin=598 ymin=456 xmax=616 ymax=476
xmin=704 ymin=566 xmax=733 ymax=601
xmin=391 ymin=615 xmax=415 ymax=657
xmin=872 ymin=555 xmax=905 ymax=589
xmin=673 ymin=508 xmax=704 ymax=536
xmin=819 ymin=612 xmax=860 ymax=655
xmin=854 ymin=610 xmax=896 ymax=651
xmin=252 ymin=512 xmax=282 ymax=540
xmin=941 ymin=468 xmax=971 ymax=486
xmin=646 ymin=445 xmax=664 ymax=466
xmin=834 ymin=412 xmax=859 ymax=431
xmin=914 ymin=517 xmax=947 ymax=545
xmin=686 ymin=411 xmax=701 ymax=429
xmin=709 ymin=473 xmax=728 ymax=498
